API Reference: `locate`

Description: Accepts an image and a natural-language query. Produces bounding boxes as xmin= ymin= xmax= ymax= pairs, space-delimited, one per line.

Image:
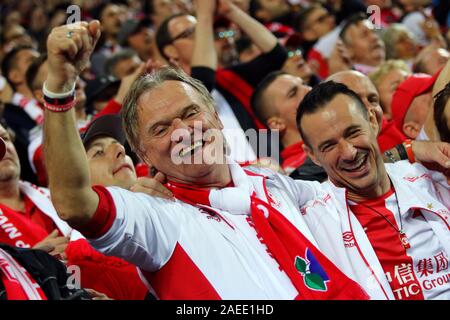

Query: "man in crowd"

xmin=339 ymin=13 xmax=386 ymax=75
xmin=251 ymin=71 xmax=311 ymax=174
xmin=297 ymin=81 xmax=450 ymax=300
xmin=43 ymin=20 xmax=450 ymax=300
xmin=43 ymin=20 xmax=376 ymax=300
xmin=1 ymin=45 xmax=42 ymax=125
xmin=416 ymin=57 xmax=450 ymax=143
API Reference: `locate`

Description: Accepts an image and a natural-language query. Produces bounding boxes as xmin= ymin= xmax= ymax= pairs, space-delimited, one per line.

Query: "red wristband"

xmin=404 ymin=139 xmax=415 ymax=163
xmin=43 ymin=98 xmax=76 ymax=112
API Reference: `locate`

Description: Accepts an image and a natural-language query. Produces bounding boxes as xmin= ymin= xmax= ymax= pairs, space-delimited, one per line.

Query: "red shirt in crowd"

xmin=281 ymin=141 xmax=307 ymax=174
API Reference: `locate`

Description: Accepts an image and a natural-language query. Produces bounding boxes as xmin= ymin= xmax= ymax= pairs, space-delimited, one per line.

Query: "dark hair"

xmin=25 ymin=53 xmax=47 ymax=91
xmin=339 ymin=13 xmax=368 ymax=44
xmin=434 ymin=83 xmax=450 ymax=143
xmin=296 ymin=81 xmax=368 ymax=146
xmin=251 ymin=71 xmax=287 ymax=124
xmin=1 ymin=45 xmax=34 ymax=90
xmin=294 ymin=4 xmax=323 ymax=32
xmin=103 ymin=49 xmax=137 ymax=77
xmin=155 ymin=13 xmax=187 ymax=61
xmin=249 ymin=0 xmax=262 ymax=19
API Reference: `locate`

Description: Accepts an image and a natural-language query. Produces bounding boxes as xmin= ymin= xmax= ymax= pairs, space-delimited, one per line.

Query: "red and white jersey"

xmin=300 ymin=160 xmax=450 ymax=300
xmin=81 ymin=163 xmax=359 ymax=300
xmin=350 ymin=189 xmax=450 ymax=300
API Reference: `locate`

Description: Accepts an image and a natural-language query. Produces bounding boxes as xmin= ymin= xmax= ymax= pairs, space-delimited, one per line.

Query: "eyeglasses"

xmin=170 ymin=26 xmax=195 ymax=43
xmin=287 ymin=48 xmax=303 ymax=58
xmin=215 ymin=29 xmax=235 ymax=40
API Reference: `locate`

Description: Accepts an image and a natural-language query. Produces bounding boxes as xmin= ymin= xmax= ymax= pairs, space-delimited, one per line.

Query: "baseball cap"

xmin=0 ymin=137 xmax=5 ymax=160
xmin=85 ymin=75 xmax=120 ymax=107
xmin=81 ymin=114 xmax=126 ymax=148
xmin=118 ymin=18 xmax=153 ymax=46
xmin=391 ymin=71 xmax=439 ymax=131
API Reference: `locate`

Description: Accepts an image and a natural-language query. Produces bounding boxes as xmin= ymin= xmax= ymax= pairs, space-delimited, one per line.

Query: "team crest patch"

xmin=295 ymin=248 xmax=330 ymax=291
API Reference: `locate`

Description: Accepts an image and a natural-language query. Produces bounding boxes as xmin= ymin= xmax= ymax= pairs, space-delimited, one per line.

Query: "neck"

xmin=346 ymin=167 xmax=391 ymax=202
xmin=168 ymin=163 xmax=232 ymax=189
xmin=0 ymin=179 xmax=23 ymax=211
xmin=281 ymin=129 xmax=302 ymax=149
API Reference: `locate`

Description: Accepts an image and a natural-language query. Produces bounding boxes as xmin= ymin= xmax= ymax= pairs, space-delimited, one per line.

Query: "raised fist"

xmin=46 ymin=21 xmax=101 ymax=93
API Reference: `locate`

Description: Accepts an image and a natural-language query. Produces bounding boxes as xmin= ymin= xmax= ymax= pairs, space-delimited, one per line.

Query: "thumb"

xmin=47 ymin=229 xmax=59 ymax=239
xmin=88 ymin=20 xmax=101 ymax=46
xmin=154 ymin=172 xmax=167 ymax=184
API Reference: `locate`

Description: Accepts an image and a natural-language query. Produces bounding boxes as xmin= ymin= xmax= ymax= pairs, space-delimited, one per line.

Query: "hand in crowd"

xmin=130 ymin=171 xmax=174 ymax=200
xmin=32 ymin=229 xmax=69 ymax=259
xmin=412 ymin=140 xmax=450 ymax=183
xmin=84 ymin=288 xmax=113 ymax=300
xmin=46 ymin=21 xmax=101 ymax=93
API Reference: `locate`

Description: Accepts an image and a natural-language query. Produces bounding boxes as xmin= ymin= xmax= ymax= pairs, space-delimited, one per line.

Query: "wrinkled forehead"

xmin=136 ymin=80 xmax=211 ymax=122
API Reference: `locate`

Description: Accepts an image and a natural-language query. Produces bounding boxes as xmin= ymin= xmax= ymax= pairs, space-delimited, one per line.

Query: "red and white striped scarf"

xmin=0 ymin=248 xmax=47 ymax=300
xmin=166 ymin=162 xmax=370 ymax=300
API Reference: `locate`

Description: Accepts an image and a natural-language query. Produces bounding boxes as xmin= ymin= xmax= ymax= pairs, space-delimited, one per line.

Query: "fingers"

xmin=47 ymin=229 xmax=60 ymax=239
xmin=131 ymin=177 xmax=174 ymax=200
xmin=154 ymin=172 xmax=167 ymax=184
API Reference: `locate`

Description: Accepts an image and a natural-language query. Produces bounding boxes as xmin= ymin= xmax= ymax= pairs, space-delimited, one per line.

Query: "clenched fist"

xmin=46 ymin=21 xmax=101 ymax=93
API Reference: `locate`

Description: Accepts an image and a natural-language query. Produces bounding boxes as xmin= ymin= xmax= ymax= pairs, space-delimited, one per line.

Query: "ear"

xmin=302 ymin=143 xmax=322 ymax=167
xmin=402 ymin=121 xmax=421 ymax=139
xmin=368 ymin=108 xmax=380 ymax=136
xmin=163 ymin=44 xmax=179 ymax=62
xmin=267 ymin=116 xmax=286 ymax=132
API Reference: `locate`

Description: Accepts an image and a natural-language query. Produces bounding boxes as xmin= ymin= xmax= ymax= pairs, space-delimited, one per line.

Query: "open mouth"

xmin=341 ymin=153 xmax=369 ymax=173
xmin=178 ymin=140 xmax=205 ymax=158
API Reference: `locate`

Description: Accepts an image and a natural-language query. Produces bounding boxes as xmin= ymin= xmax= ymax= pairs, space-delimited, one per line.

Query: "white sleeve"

xmin=273 ymin=173 xmax=326 ymax=207
xmin=87 ymin=187 xmax=183 ymax=272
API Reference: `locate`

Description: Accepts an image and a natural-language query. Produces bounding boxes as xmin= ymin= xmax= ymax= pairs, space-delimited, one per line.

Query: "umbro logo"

xmin=342 ymin=231 xmax=356 ymax=248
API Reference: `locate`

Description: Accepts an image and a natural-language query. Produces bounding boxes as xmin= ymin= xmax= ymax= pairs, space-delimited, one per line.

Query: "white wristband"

xmin=43 ymin=81 xmax=76 ymax=99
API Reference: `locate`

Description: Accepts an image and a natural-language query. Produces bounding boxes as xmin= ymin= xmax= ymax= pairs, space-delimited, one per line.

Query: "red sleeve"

xmin=93 ymin=99 xmax=122 ymax=120
xmin=377 ymin=118 xmax=406 ymax=152
xmin=76 ymin=185 xmax=117 ymax=239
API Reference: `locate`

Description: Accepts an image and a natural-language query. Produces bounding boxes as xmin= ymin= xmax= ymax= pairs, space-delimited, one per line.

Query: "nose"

xmin=172 ymin=118 xmax=194 ymax=143
xmin=339 ymin=140 xmax=357 ymax=162
xmin=108 ymin=142 xmax=126 ymax=159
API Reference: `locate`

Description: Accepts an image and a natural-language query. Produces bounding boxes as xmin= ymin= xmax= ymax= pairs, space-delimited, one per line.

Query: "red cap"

xmin=0 ymin=137 xmax=6 ymax=161
xmin=391 ymin=71 xmax=439 ymax=131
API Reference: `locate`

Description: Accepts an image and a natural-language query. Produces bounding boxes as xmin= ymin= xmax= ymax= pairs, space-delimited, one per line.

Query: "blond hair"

xmin=368 ymin=59 xmax=410 ymax=88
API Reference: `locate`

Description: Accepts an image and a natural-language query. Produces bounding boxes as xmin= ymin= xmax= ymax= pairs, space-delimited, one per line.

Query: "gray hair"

xmin=382 ymin=24 xmax=415 ymax=60
xmin=121 ymin=67 xmax=215 ymax=157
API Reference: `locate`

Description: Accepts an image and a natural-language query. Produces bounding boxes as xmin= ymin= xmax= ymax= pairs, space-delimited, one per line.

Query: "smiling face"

xmin=85 ymin=136 xmax=137 ymax=189
xmin=0 ymin=125 xmax=21 ymax=183
xmin=135 ymin=80 xmax=227 ymax=185
xmin=301 ymin=94 xmax=386 ymax=195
